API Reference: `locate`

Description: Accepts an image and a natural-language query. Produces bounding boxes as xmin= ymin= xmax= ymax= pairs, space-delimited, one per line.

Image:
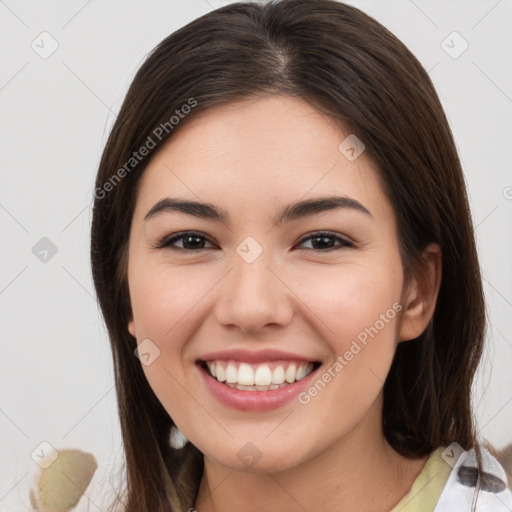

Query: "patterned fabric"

xmin=435 ymin=445 xmax=512 ymax=511
xmin=390 ymin=445 xmax=512 ymax=512
xmin=390 ymin=447 xmax=451 ymax=512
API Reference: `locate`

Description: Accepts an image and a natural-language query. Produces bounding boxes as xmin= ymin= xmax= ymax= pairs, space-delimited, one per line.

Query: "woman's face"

xmin=127 ymin=94 xmax=411 ymax=472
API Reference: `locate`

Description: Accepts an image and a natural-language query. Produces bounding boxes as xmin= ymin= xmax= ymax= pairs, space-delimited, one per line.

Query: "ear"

xmin=128 ymin=317 xmax=136 ymax=337
xmin=399 ymin=243 xmax=442 ymax=342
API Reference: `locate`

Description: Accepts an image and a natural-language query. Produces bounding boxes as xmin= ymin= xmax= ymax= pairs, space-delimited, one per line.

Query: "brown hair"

xmin=90 ymin=1 xmax=487 ymax=510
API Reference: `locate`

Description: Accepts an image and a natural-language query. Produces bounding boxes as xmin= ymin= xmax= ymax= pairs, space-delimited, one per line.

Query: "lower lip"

xmin=197 ymin=363 xmax=320 ymax=412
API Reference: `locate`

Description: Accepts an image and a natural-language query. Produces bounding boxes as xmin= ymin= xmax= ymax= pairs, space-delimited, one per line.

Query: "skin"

xmin=126 ymin=94 xmax=441 ymax=512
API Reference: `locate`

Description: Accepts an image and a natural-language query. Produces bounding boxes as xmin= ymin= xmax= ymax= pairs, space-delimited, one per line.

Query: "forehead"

xmin=133 ymin=95 xmax=391 ymax=223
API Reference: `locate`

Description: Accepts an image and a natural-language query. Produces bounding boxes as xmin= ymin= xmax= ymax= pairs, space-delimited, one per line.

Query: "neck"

xmin=193 ymin=398 xmax=429 ymax=512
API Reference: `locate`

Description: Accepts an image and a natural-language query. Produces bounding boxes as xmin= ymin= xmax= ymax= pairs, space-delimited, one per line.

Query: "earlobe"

xmin=398 ymin=243 xmax=442 ymax=342
xmin=128 ymin=319 xmax=136 ymax=337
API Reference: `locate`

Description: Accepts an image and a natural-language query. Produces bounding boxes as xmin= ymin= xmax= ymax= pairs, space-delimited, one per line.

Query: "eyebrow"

xmin=144 ymin=195 xmax=372 ymax=224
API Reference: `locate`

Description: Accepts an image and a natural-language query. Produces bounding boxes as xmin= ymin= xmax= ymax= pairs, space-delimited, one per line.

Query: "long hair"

xmin=90 ymin=1 xmax=487 ymax=510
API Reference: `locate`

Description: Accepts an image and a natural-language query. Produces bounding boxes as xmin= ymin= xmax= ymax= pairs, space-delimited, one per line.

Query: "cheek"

xmin=291 ymin=261 xmax=402 ymax=348
xmin=291 ymin=263 xmax=403 ymax=425
xmin=127 ymin=258 xmax=224 ymax=403
xmin=129 ymin=260 xmax=212 ymax=340
xmin=128 ymin=260 xmax=209 ymax=415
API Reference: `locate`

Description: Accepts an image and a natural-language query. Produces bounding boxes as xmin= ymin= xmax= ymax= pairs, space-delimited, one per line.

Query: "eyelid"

xmin=153 ymin=231 xmax=216 ymax=250
xmin=154 ymin=230 xmax=355 ymax=251
xmin=296 ymin=231 xmax=354 ymax=250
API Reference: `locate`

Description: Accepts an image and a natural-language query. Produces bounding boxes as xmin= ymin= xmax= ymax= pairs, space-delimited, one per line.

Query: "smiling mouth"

xmin=198 ymin=359 xmax=322 ymax=392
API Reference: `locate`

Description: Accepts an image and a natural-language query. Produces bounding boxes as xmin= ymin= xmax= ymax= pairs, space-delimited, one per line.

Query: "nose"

xmin=214 ymin=247 xmax=294 ymax=334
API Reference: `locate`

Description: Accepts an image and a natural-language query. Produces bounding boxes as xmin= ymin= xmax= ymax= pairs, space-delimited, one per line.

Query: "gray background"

xmin=1 ymin=0 xmax=511 ymax=510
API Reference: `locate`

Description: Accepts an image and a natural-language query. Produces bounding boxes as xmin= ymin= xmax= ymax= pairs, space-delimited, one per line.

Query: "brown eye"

xmin=155 ymin=231 xmax=215 ymax=251
xmin=297 ymin=231 xmax=353 ymax=251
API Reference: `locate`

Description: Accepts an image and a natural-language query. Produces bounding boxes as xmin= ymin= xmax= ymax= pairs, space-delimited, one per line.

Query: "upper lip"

xmin=198 ymin=348 xmax=320 ymax=364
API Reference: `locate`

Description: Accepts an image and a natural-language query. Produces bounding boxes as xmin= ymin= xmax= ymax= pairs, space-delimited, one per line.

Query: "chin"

xmin=201 ymin=438 xmax=311 ymax=474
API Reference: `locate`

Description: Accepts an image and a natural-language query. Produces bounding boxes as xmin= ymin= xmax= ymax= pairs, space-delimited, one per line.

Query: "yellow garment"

xmin=390 ymin=448 xmax=452 ymax=512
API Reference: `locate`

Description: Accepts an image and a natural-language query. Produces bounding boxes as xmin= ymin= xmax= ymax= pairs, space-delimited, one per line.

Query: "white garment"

xmin=434 ymin=446 xmax=512 ymax=511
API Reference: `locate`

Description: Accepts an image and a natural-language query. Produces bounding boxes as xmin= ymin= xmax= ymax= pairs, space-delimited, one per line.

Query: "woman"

xmin=90 ymin=1 xmax=512 ymax=510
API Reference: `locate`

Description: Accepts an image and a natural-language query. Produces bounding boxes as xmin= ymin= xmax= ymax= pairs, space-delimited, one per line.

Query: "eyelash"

xmin=154 ymin=230 xmax=354 ymax=252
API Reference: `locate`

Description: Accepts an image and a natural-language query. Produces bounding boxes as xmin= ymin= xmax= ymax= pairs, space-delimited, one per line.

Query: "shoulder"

xmin=434 ymin=444 xmax=512 ymax=511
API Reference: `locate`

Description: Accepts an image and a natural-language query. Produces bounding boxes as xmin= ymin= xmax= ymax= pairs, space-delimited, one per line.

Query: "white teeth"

xmin=216 ymin=364 xmax=226 ymax=382
xmin=271 ymin=366 xmax=285 ymax=384
xmin=225 ymin=363 xmax=238 ymax=383
xmin=296 ymin=365 xmax=306 ymax=381
xmin=207 ymin=360 xmax=316 ymax=389
xmin=224 ymin=382 xmax=290 ymax=391
xmin=254 ymin=365 xmax=272 ymax=386
xmin=238 ymin=363 xmax=254 ymax=385
xmin=285 ymin=363 xmax=297 ymax=384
